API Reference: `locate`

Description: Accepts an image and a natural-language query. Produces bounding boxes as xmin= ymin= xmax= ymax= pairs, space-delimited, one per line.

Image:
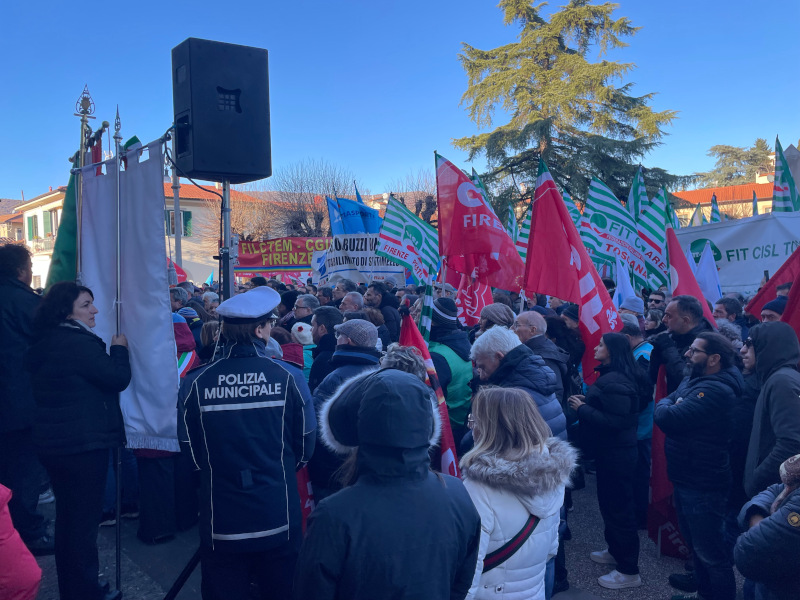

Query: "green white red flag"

xmin=710 ymin=193 xmax=722 ymax=222
xmin=399 ymin=312 xmax=460 ymax=477
xmin=523 ymin=160 xmax=622 ymax=383
xmin=627 ymin=166 xmax=648 ymax=223
xmin=637 ymin=186 xmax=670 ymax=290
xmin=516 ymin=201 xmax=532 ymax=261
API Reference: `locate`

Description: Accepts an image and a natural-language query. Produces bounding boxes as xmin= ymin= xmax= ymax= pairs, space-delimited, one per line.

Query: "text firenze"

xmin=204 ymin=373 xmax=282 ymax=400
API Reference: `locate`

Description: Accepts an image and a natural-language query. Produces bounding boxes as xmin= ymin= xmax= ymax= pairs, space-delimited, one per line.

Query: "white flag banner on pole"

xmin=81 ymin=142 xmax=180 ymax=451
xmin=695 ymin=241 xmax=723 ymax=306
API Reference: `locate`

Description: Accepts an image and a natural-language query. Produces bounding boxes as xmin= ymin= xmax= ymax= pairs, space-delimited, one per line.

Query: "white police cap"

xmin=215 ymin=286 xmax=281 ymax=324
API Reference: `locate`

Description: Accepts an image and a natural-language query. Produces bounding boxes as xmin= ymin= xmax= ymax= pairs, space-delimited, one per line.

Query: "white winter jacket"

xmin=462 ymin=438 xmax=577 ymax=600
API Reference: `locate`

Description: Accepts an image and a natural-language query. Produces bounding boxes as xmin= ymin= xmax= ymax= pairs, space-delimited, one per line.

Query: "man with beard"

xmin=654 ymin=332 xmax=743 ymax=600
xmin=364 ymin=282 xmax=401 ymax=343
xmin=650 ymin=295 xmax=714 ymax=394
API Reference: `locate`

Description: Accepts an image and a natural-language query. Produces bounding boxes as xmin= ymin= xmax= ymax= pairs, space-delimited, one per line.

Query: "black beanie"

xmin=562 ymin=303 xmax=580 ymax=323
xmin=431 ymin=297 xmax=459 ymax=329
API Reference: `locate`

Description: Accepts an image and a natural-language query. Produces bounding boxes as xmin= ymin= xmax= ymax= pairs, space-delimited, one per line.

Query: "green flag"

xmin=627 ymin=166 xmax=648 ymax=223
xmin=752 ymin=190 xmax=759 ymax=216
xmin=45 ymin=162 xmax=78 ymax=289
xmin=516 ymin=201 xmax=532 ymax=262
xmin=376 ymin=198 xmax=439 ymax=285
xmin=710 ymin=193 xmax=722 ymax=222
xmin=637 ymin=186 xmax=670 ymax=289
xmin=418 ymin=277 xmax=435 ymax=342
xmin=772 ymin=136 xmax=799 ymax=212
xmin=583 ymin=177 xmax=648 ymax=289
xmin=506 ymin=206 xmax=519 ymax=245
xmin=562 ymin=189 xmax=582 ymax=226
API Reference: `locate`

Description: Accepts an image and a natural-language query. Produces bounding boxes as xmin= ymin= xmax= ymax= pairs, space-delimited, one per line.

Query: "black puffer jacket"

xmin=524 ymin=335 xmax=569 ymax=402
xmin=744 ymin=322 xmax=800 ymax=497
xmin=736 ymin=484 xmax=800 ymax=600
xmin=654 ymin=366 xmax=743 ymax=491
xmin=295 ymin=369 xmax=481 ymax=600
xmin=480 ymin=345 xmax=567 ymax=441
xmin=0 ymin=277 xmax=41 ymax=432
xmin=649 ymin=319 xmax=714 ymax=394
xmin=578 ymin=365 xmax=639 ymax=452
xmin=730 ymin=370 xmax=760 ymax=508
xmin=379 ymin=299 xmax=401 ymax=343
xmin=26 ymin=322 xmax=131 ymax=455
xmin=308 ymin=333 xmax=338 ymax=393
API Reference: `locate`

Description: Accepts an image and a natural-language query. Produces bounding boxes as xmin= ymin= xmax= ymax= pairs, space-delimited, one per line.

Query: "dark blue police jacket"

xmin=179 ymin=338 xmax=316 ymax=553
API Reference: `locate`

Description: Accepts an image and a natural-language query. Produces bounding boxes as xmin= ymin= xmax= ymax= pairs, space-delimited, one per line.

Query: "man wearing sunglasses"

xmin=655 ymin=332 xmax=743 ymax=600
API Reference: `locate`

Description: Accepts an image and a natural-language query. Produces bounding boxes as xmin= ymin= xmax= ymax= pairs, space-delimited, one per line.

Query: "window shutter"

xmin=27 ymin=216 xmax=33 ymax=240
xmin=182 ymin=211 xmax=192 ymax=237
xmin=43 ymin=211 xmax=52 ymax=235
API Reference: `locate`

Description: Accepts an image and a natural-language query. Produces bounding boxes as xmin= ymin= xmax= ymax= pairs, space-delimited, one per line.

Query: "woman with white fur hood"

xmin=461 ymin=387 xmax=577 ymax=600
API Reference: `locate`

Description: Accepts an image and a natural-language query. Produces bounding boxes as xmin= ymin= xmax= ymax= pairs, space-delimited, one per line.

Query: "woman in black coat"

xmin=26 ymin=282 xmax=131 ymax=600
xmin=567 ymin=333 xmax=644 ymax=590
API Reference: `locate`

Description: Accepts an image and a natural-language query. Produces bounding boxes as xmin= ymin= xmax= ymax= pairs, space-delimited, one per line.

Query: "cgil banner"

xmin=235 ymin=237 xmax=330 ymax=273
xmin=313 ymin=233 xmax=405 ymax=285
xmin=675 ymin=212 xmax=800 ymax=296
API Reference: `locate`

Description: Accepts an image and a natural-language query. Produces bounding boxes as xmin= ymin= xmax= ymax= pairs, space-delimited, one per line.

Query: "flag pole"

xmin=112 ymin=106 xmax=124 ymax=597
xmin=73 ymin=86 xmax=96 ymax=285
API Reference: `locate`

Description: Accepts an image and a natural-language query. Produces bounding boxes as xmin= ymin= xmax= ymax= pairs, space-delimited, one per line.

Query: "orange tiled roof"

xmin=0 ymin=212 xmax=23 ymax=223
xmin=162 ymin=183 xmax=261 ymax=203
xmin=672 ymin=182 xmax=773 ymax=205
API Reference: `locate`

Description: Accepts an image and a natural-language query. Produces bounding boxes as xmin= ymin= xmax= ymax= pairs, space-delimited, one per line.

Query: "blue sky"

xmin=2 ymin=0 xmax=798 ymax=201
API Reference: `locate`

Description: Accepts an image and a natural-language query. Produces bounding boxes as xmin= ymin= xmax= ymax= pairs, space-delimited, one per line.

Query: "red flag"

xmin=91 ymin=132 xmax=104 ymax=176
xmin=399 ymin=313 xmax=460 ymax=477
xmin=666 ymin=228 xmax=716 ymax=325
xmin=435 ymin=153 xmax=524 ymax=291
xmin=746 ymin=243 xmax=800 ymax=320
xmin=523 ymin=160 xmax=621 ymax=384
xmin=780 ymin=275 xmax=800 ymax=340
xmin=167 ymin=257 xmax=188 ymax=283
xmin=454 ymin=273 xmax=492 ymax=327
xmin=647 ymin=367 xmax=690 ymax=559
xmin=296 ymin=466 xmax=315 ymax=533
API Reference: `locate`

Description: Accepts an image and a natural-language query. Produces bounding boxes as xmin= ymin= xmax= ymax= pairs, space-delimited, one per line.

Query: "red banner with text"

xmin=235 ymin=237 xmax=330 ymax=276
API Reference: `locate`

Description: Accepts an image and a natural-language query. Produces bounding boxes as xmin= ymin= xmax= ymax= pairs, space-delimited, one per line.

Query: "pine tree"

xmin=694 ymin=138 xmax=773 ymax=187
xmin=454 ymin=0 xmax=682 ymax=203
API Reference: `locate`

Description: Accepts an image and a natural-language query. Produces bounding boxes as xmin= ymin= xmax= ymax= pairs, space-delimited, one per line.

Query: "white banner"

xmin=313 ymin=233 xmax=405 ymax=285
xmin=675 ymin=212 xmax=800 ymax=296
xmin=81 ymin=142 xmax=180 ymax=451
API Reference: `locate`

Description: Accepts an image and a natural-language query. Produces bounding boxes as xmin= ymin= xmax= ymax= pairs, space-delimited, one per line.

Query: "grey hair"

xmin=381 ymin=344 xmax=427 ymax=382
xmin=202 ymin=291 xmax=219 ymax=304
xmin=470 ymin=326 xmax=521 ymax=360
xmin=169 ymin=286 xmax=189 ymax=306
xmin=336 ymin=278 xmax=357 ymax=292
xmin=517 ymin=310 xmax=547 ymax=334
xmin=343 ymin=291 xmax=364 ymax=309
xmin=297 ymin=293 xmax=320 ymax=310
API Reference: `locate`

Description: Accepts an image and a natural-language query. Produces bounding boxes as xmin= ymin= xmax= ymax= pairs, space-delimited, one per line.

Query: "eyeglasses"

xmin=294 ymin=304 xmax=307 ymax=310
xmin=268 ymin=319 xmax=277 ymax=326
xmin=686 ymin=347 xmax=708 ymax=357
xmin=743 ymin=338 xmax=754 ymax=348
xmin=467 ymin=414 xmax=475 ymax=430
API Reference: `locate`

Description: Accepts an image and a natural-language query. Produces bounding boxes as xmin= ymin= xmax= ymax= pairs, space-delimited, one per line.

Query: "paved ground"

xmin=35 ymin=472 xmax=742 ymax=599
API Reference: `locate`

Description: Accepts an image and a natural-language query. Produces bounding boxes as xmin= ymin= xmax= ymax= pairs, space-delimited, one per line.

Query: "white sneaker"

xmin=589 ymin=549 xmax=616 ymax=565
xmin=598 ymin=569 xmax=642 ymax=589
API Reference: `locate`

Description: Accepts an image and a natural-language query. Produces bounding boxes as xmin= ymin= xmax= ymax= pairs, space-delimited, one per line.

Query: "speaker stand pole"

xmin=221 ymin=179 xmax=233 ymax=300
xmin=171 ymin=134 xmax=182 ymax=267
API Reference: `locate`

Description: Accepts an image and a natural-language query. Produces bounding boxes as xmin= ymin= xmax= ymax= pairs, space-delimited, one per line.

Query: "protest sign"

xmin=235 ymin=237 xmax=329 ymax=273
xmin=313 ymin=233 xmax=405 ymax=285
xmin=674 ymin=212 xmax=800 ymax=295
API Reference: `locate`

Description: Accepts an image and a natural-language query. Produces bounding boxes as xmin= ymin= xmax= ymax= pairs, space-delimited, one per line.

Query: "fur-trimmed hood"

xmin=319 ymin=368 xmax=442 ymax=455
xmin=461 ymin=438 xmax=577 ymax=512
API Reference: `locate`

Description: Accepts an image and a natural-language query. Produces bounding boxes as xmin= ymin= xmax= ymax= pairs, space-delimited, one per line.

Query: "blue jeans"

xmin=544 ymin=557 xmax=554 ymax=600
xmin=673 ymin=485 xmax=735 ymax=600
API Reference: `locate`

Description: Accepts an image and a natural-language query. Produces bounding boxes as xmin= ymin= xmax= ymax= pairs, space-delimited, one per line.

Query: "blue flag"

xmin=337 ymin=196 xmax=381 ymax=234
xmin=326 ymin=196 xmax=346 ymax=236
xmin=205 ymin=271 xmax=214 ymax=286
xmin=355 ymin=183 xmax=364 ymax=204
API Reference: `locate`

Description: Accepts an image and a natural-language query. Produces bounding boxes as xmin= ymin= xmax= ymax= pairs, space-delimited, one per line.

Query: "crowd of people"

xmin=1 ymin=240 xmax=799 ymax=600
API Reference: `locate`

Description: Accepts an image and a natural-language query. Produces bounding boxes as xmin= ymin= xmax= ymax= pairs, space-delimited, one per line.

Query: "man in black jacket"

xmin=307 ymin=319 xmax=381 ymax=501
xmin=744 ymin=322 xmax=800 ymax=497
xmin=513 ymin=310 xmax=569 ymax=402
xmin=365 ymin=281 xmax=401 ymax=343
xmin=0 ymin=244 xmax=52 ymax=555
xmin=654 ymin=332 xmax=743 ymax=600
xmin=308 ymin=306 xmax=344 ymax=393
xmin=650 ymin=295 xmax=714 ymax=394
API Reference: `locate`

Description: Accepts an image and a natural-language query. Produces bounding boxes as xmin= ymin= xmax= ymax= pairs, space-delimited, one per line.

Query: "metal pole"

xmin=221 ymin=179 xmax=233 ymax=300
xmin=171 ymin=133 xmax=182 ymax=266
xmin=113 ymin=107 xmax=123 ymax=596
xmin=76 ymin=114 xmax=87 ymax=285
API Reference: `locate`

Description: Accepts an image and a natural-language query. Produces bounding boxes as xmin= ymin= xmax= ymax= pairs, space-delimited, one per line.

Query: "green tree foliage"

xmin=694 ymin=138 xmax=773 ymax=187
xmin=453 ymin=0 xmax=685 ymax=209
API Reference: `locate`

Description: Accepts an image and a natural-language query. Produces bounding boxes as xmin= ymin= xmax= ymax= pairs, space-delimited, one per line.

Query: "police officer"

xmin=179 ymin=286 xmax=315 ymax=600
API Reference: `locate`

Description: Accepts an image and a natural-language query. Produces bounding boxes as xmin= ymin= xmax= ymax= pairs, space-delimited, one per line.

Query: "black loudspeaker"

xmin=171 ymin=38 xmax=271 ymax=184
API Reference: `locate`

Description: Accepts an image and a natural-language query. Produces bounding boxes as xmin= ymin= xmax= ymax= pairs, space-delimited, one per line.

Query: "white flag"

xmin=80 ymin=142 xmax=180 ymax=451
xmin=695 ymin=242 xmax=723 ymax=306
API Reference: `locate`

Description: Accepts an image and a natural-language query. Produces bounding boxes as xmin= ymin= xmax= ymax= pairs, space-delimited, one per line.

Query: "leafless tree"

xmin=243 ymin=159 xmax=370 ymax=237
xmin=195 ymin=193 xmax=277 ymax=255
xmin=385 ymin=168 xmax=438 ymax=224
